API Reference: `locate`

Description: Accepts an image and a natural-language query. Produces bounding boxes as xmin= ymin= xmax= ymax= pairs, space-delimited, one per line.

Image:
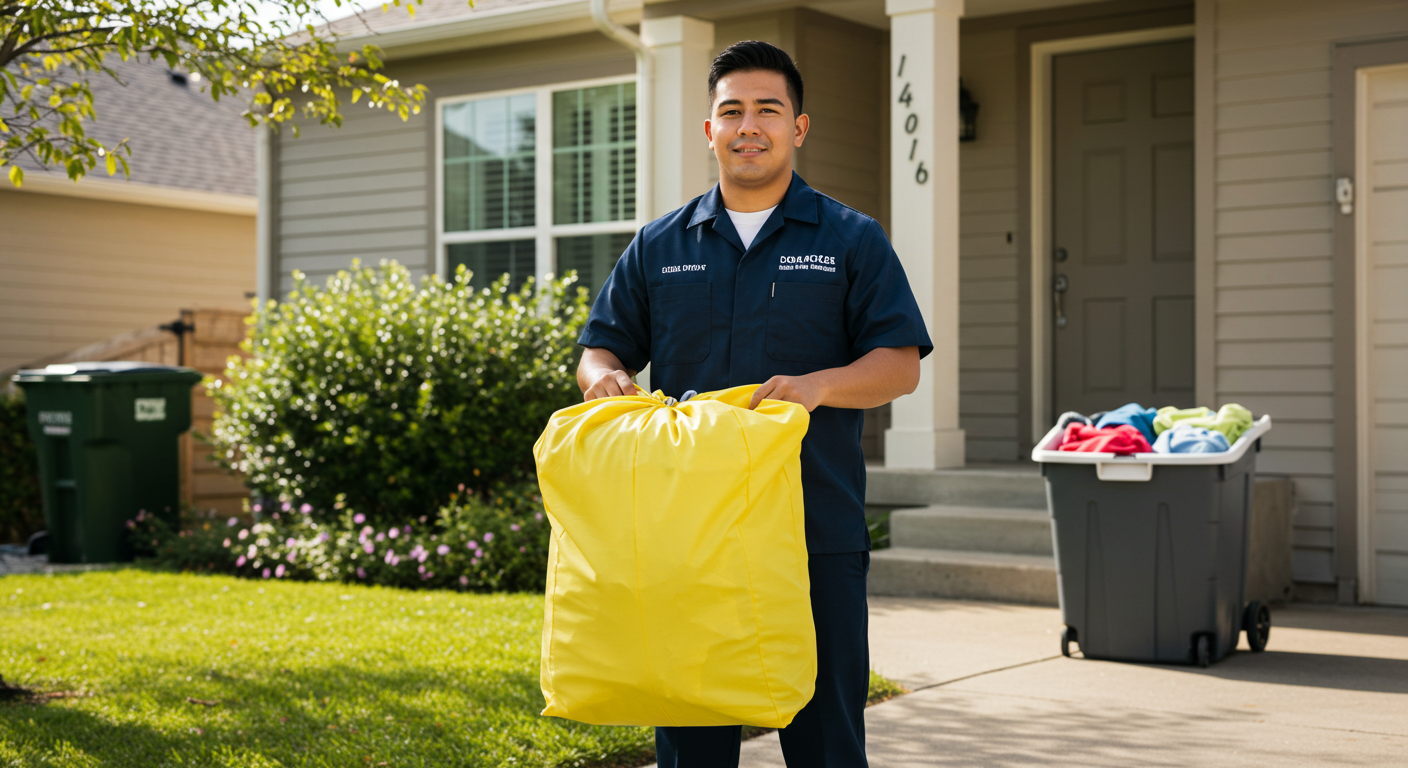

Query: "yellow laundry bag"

xmin=533 ymin=384 xmax=815 ymax=728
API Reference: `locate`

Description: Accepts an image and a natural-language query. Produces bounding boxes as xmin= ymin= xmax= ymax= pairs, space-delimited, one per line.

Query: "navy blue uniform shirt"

xmin=578 ymin=173 xmax=933 ymax=554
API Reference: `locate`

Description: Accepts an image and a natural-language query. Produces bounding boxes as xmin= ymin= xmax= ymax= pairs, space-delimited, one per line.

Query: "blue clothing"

xmin=1153 ymin=425 xmax=1230 ymax=454
xmin=655 ymin=551 xmax=872 ymax=768
xmin=579 ymin=173 xmax=933 ymax=554
xmin=1094 ymin=403 xmax=1159 ymax=445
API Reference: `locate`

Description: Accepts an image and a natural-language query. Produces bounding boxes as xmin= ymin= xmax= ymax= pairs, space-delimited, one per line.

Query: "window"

xmin=439 ymin=78 xmax=636 ymax=297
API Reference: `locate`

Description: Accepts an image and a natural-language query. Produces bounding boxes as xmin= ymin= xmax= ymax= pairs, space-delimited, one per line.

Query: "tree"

xmin=1 ymin=0 xmax=432 ymax=187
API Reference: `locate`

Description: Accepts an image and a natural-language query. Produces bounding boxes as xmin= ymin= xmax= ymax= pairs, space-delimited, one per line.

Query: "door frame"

xmin=1024 ymin=24 xmax=1195 ymax=443
xmin=1333 ymin=37 xmax=1408 ymax=605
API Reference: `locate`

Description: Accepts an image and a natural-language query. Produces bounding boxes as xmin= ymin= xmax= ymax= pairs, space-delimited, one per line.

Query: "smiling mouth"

xmin=733 ymin=146 xmax=767 ymax=156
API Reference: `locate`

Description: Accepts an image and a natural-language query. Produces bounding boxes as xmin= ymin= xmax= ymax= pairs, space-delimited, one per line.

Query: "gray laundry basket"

xmin=1031 ymin=416 xmax=1273 ymax=667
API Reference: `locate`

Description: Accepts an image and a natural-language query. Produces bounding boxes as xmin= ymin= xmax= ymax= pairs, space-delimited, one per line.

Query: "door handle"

xmin=1053 ymin=273 xmax=1068 ymax=329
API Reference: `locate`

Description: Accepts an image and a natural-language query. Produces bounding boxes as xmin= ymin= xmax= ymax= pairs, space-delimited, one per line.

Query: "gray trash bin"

xmin=1031 ymin=416 xmax=1274 ymax=667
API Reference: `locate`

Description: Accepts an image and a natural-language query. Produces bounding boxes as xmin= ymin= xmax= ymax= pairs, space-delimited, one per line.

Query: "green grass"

xmin=0 ymin=570 xmax=906 ymax=768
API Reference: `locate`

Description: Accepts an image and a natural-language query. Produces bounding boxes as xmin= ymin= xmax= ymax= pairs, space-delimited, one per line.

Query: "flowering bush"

xmin=207 ymin=260 xmax=589 ymax=526
xmin=129 ymin=483 xmax=552 ymax=593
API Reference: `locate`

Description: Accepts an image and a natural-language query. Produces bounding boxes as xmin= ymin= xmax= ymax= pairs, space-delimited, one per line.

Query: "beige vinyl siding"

xmin=271 ymin=32 xmax=636 ymax=293
xmin=959 ymin=27 xmax=1022 ymax=461
xmin=0 ymin=189 xmax=254 ymax=375
xmin=1211 ymin=0 xmax=1408 ymax=584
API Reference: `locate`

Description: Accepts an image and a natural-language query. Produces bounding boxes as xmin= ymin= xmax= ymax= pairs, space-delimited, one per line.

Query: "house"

xmin=1 ymin=56 xmax=258 ymax=379
xmin=256 ymin=0 xmax=1408 ymax=607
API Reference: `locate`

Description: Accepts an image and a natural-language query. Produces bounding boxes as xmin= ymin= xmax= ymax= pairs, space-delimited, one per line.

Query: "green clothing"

xmin=1153 ymin=403 xmax=1254 ymax=444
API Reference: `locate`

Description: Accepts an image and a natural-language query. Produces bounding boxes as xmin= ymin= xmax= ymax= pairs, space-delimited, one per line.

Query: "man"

xmin=575 ymin=40 xmax=932 ymax=767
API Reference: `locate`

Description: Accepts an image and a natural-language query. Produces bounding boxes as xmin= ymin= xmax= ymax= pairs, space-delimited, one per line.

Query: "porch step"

xmin=889 ymin=505 xmax=1054 ymax=556
xmin=867 ymin=547 xmax=1058 ymax=606
xmin=866 ymin=465 xmax=1047 ymax=510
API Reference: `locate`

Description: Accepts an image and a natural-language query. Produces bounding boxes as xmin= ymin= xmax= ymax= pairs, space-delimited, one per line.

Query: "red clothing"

xmin=1058 ymin=424 xmax=1153 ymax=455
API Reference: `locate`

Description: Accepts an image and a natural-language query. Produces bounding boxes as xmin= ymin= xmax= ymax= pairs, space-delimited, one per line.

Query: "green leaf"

xmin=7 ymin=165 xmax=22 ymax=187
xmin=105 ymin=153 xmax=117 ymax=176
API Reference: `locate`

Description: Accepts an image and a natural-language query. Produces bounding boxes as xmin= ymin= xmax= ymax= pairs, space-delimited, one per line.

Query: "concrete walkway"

xmin=658 ymin=597 xmax=1408 ymax=766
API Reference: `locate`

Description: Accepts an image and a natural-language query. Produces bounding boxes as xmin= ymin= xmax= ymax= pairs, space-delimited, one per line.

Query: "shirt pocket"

xmin=765 ymin=281 xmax=849 ymax=365
xmin=648 ymin=282 xmax=712 ymax=366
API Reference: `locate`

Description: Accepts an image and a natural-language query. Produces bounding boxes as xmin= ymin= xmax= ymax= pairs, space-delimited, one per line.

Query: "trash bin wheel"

xmin=1243 ymin=601 xmax=1271 ymax=653
xmin=1061 ymin=626 xmax=1076 ymax=658
xmin=1194 ymin=634 xmax=1211 ymax=668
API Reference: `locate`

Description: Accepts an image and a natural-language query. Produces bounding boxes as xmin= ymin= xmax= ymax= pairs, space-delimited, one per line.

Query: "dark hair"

xmin=708 ymin=40 xmax=804 ymax=117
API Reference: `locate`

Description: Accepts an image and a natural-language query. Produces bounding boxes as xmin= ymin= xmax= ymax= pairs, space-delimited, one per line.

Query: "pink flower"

xmin=535 ymin=512 xmax=544 ymax=522
xmin=236 ymin=556 xmax=247 ymax=567
xmin=353 ymin=513 xmax=365 ymax=524
xmin=125 ymin=520 xmax=135 ymax=529
xmin=457 ymin=483 xmax=465 ymax=492
xmin=262 ymin=568 xmax=271 ymax=579
xmin=418 ymin=565 xmax=426 ymax=574
xmin=286 ymin=538 xmax=296 ymax=548
xmin=421 ymin=572 xmax=433 ymax=580
xmin=300 ymin=504 xmax=312 ymax=514
xmin=238 ymin=529 xmax=249 ymax=541
xmin=319 ymin=532 xmax=330 ymax=543
xmin=483 ymin=532 xmax=494 ymax=543
xmin=252 ymin=503 xmax=262 ymax=513
xmin=436 ymin=545 xmax=450 ymax=556
xmin=510 ymin=524 xmax=520 ymax=532
xmin=223 ymin=538 xmax=231 ymax=548
xmin=519 ymin=546 xmax=526 ymax=553
xmin=275 ymin=564 xmax=286 ymax=578
xmin=227 ymin=517 xmax=239 ymax=527
xmin=471 ymin=558 xmax=479 ymax=566
xmin=376 ymin=532 xmax=385 ymax=542
xmin=286 ymin=551 xmax=296 ymax=563
xmin=385 ymin=550 xmax=396 ymax=564
xmin=363 ymin=542 xmax=375 ymax=554
xmin=282 ymin=502 xmax=291 ymax=512
xmin=388 ymin=528 xmax=398 ymax=540
xmin=403 ymin=525 xmax=412 ymax=535
xmin=459 ymin=575 xmax=469 ymax=586
xmin=465 ymin=542 xmax=475 ymax=551
xmin=356 ymin=567 xmax=366 ymax=579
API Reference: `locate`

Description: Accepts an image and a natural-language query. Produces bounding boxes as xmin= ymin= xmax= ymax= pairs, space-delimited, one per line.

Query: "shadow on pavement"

xmin=864 ymin=687 xmax=1388 ymax=767
xmin=1152 ymin=649 xmax=1408 ymax=695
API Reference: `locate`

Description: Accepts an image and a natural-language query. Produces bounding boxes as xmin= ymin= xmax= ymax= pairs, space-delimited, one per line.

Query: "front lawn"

xmin=1 ymin=571 xmax=905 ymax=768
xmin=0 ymin=570 xmax=649 ymax=767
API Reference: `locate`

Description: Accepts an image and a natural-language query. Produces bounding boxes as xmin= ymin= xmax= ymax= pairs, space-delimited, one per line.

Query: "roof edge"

xmin=9 ymin=173 xmax=257 ymax=216
xmin=334 ymin=0 xmax=643 ymax=59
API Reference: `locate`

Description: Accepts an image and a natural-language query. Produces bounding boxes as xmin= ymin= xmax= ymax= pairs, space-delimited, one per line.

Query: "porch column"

xmin=884 ymin=0 xmax=965 ymax=469
xmin=641 ymin=15 xmax=715 ymax=216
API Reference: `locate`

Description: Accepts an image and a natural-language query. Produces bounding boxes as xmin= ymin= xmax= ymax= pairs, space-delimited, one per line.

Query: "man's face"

xmin=705 ymin=70 xmax=808 ymax=189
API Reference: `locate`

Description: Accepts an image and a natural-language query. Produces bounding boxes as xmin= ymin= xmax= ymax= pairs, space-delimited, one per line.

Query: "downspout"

xmin=590 ymin=0 xmax=652 ymax=222
xmin=255 ymin=125 xmax=274 ymax=306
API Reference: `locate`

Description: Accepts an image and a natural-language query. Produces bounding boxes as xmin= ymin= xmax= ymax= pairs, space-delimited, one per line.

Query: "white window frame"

xmin=435 ymin=74 xmax=640 ymax=287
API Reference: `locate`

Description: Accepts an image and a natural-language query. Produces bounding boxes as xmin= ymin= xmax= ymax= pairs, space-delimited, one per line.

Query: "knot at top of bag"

xmin=639 ymin=387 xmax=699 ymax=407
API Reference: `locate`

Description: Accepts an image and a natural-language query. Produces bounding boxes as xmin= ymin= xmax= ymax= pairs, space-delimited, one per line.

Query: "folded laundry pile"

xmin=1053 ymin=402 xmax=1255 ymax=454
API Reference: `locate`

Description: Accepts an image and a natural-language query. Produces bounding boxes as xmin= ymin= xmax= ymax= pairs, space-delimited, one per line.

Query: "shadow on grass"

xmin=2 ymin=656 xmax=652 ymax=768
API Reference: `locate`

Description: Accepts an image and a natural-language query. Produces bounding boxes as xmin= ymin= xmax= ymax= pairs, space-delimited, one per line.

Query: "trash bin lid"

xmin=11 ymin=361 xmax=203 ymax=383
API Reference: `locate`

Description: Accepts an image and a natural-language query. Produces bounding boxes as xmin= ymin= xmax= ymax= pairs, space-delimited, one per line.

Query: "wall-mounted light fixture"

xmin=959 ymin=79 xmax=979 ymax=142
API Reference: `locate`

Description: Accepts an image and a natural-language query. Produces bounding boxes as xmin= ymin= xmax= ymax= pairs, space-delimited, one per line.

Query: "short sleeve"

xmin=577 ymin=231 xmax=651 ymax=372
xmin=845 ymin=219 xmax=934 ymax=359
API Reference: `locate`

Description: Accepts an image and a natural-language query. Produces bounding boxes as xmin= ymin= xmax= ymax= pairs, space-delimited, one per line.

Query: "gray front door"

xmin=1052 ymin=40 xmax=1196 ymax=417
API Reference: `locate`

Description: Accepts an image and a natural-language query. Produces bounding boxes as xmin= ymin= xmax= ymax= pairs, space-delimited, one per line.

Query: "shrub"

xmin=130 ymin=483 xmax=552 ymax=593
xmin=0 ymin=392 xmax=44 ymax=544
xmin=207 ymin=260 xmax=589 ymax=526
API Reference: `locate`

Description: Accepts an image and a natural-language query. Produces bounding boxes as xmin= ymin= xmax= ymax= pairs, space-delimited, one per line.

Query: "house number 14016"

xmin=897 ymin=55 xmax=928 ymax=185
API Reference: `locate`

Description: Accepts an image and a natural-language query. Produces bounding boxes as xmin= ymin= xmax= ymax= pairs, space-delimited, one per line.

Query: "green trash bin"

xmin=11 ymin=362 xmax=204 ymax=564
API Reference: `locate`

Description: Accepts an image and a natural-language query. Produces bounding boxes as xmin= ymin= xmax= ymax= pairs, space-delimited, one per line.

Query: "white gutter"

xmin=590 ymin=0 xmax=652 ymax=222
xmin=10 ymin=172 xmax=257 ymax=215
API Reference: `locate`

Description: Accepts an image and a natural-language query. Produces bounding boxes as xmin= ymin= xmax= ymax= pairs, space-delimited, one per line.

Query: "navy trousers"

xmin=655 ymin=551 xmax=871 ymax=768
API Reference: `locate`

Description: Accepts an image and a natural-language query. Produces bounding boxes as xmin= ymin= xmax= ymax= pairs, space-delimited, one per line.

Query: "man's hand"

xmin=749 ymin=347 xmax=921 ymax=412
xmin=578 ymin=347 xmax=639 ymax=401
xmin=584 ymin=369 xmax=638 ymax=401
xmin=749 ymin=374 xmax=826 ymax=412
